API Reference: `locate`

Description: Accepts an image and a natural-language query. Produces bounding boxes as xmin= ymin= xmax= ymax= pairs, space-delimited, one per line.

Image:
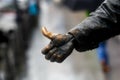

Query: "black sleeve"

xmin=68 ymin=0 xmax=120 ymax=52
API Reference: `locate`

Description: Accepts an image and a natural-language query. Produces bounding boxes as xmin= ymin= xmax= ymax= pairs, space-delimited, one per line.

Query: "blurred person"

xmin=0 ymin=11 xmax=17 ymax=80
xmin=28 ymin=0 xmax=39 ymax=16
xmin=14 ymin=0 xmax=40 ymax=51
xmin=15 ymin=0 xmax=29 ymax=44
xmin=28 ymin=0 xmax=40 ymax=31
xmin=97 ymin=42 xmax=110 ymax=73
xmin=15 ymin=0 xmax=40 ymax=44
xmin=13 ymin=0 xmax=40 ymax=80
xmin=41 ymin=0 xmax=120 ymax=64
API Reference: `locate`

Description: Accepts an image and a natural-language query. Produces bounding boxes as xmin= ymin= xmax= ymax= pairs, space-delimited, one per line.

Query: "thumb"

xmin=41 ymin=27 xmax=56 ymax=40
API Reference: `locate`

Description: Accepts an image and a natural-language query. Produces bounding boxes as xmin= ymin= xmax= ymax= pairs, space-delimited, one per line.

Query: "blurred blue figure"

xmin=28 ymin=0 xmax=39 ymax=16
xmin=97 ymin=42 xmax=110 ymax=73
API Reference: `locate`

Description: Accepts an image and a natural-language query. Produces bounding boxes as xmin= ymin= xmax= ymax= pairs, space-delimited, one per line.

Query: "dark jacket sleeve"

xmin=68 ymin=0 xmax=120 ymax=52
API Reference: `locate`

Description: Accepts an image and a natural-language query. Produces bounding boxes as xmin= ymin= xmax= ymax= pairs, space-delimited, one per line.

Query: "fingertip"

xmin=50 ymin=54 xmax=57 ymax=62
xmin=45 ymin=55 xmax=50 ymax=60
xmin=41 ymin=48 xmax=47 ymax=55
xmin=41 ymin=27 xmax=53 ymax=40
xmin=41 ymin=27 xmax=46 ymax=34
xmin=56 ymin=60 xmax=63 ymax=63
xmin=41 ymin=43 xmax=53 ymax=55
xmin=55 ymin=54 xmax=66 ymax=63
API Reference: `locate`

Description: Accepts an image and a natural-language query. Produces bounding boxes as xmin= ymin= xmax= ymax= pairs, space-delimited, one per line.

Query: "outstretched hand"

xmin=41 ymin=27 xmax=74 ymax=63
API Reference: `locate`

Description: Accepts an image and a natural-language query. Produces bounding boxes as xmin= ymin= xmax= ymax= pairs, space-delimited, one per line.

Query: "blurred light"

xmin=17 ymin=0 xmax=29 ymax=9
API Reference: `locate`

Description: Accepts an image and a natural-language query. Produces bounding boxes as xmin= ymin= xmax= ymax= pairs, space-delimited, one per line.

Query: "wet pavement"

xmin=0 ymin=1 xmax=119 ymax=80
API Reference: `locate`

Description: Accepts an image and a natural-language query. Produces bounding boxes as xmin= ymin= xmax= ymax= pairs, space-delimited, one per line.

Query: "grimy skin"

xmin=41 ymin=27 xmax=74 ymax=63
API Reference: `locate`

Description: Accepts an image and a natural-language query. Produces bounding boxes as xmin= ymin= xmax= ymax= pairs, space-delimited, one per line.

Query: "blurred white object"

xmin=0 ymin=12 xmax=17 ymax=33
xmin=53 ymin=0 xmax=62 ymax=4
xmin=0 ymin=0 xmax=13 ymax=9
xmin=17 ymin=0 xmax=29 ymax=10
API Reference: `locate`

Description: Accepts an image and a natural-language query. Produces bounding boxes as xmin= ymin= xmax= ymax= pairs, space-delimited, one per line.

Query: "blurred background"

xmin=0 ymin=0 xmax=120 ymax=80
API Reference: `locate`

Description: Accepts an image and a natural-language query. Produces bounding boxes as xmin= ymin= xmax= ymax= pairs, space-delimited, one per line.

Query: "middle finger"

xmin=45 ymin=48 xmax=57 ymax=60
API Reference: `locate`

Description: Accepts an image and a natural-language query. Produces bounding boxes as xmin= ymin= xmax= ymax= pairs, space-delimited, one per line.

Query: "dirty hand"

xmin=41 ymin=27 xmax=74 ymax=63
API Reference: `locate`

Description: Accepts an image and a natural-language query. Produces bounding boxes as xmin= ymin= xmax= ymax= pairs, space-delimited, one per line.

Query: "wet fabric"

xmin=68 ymin=0 xmax=120 ymax=52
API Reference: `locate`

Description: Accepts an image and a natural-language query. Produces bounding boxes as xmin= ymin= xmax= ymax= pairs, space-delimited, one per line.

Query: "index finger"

xmin=41 ymin=41 xmax=54 ymax=55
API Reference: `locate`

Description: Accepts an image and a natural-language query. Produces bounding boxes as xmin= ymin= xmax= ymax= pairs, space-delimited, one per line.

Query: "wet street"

xmin=26 ymin=1 xmax=105 ymax=80
xmin=0 ymin=0 xmax=120 ymax=80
